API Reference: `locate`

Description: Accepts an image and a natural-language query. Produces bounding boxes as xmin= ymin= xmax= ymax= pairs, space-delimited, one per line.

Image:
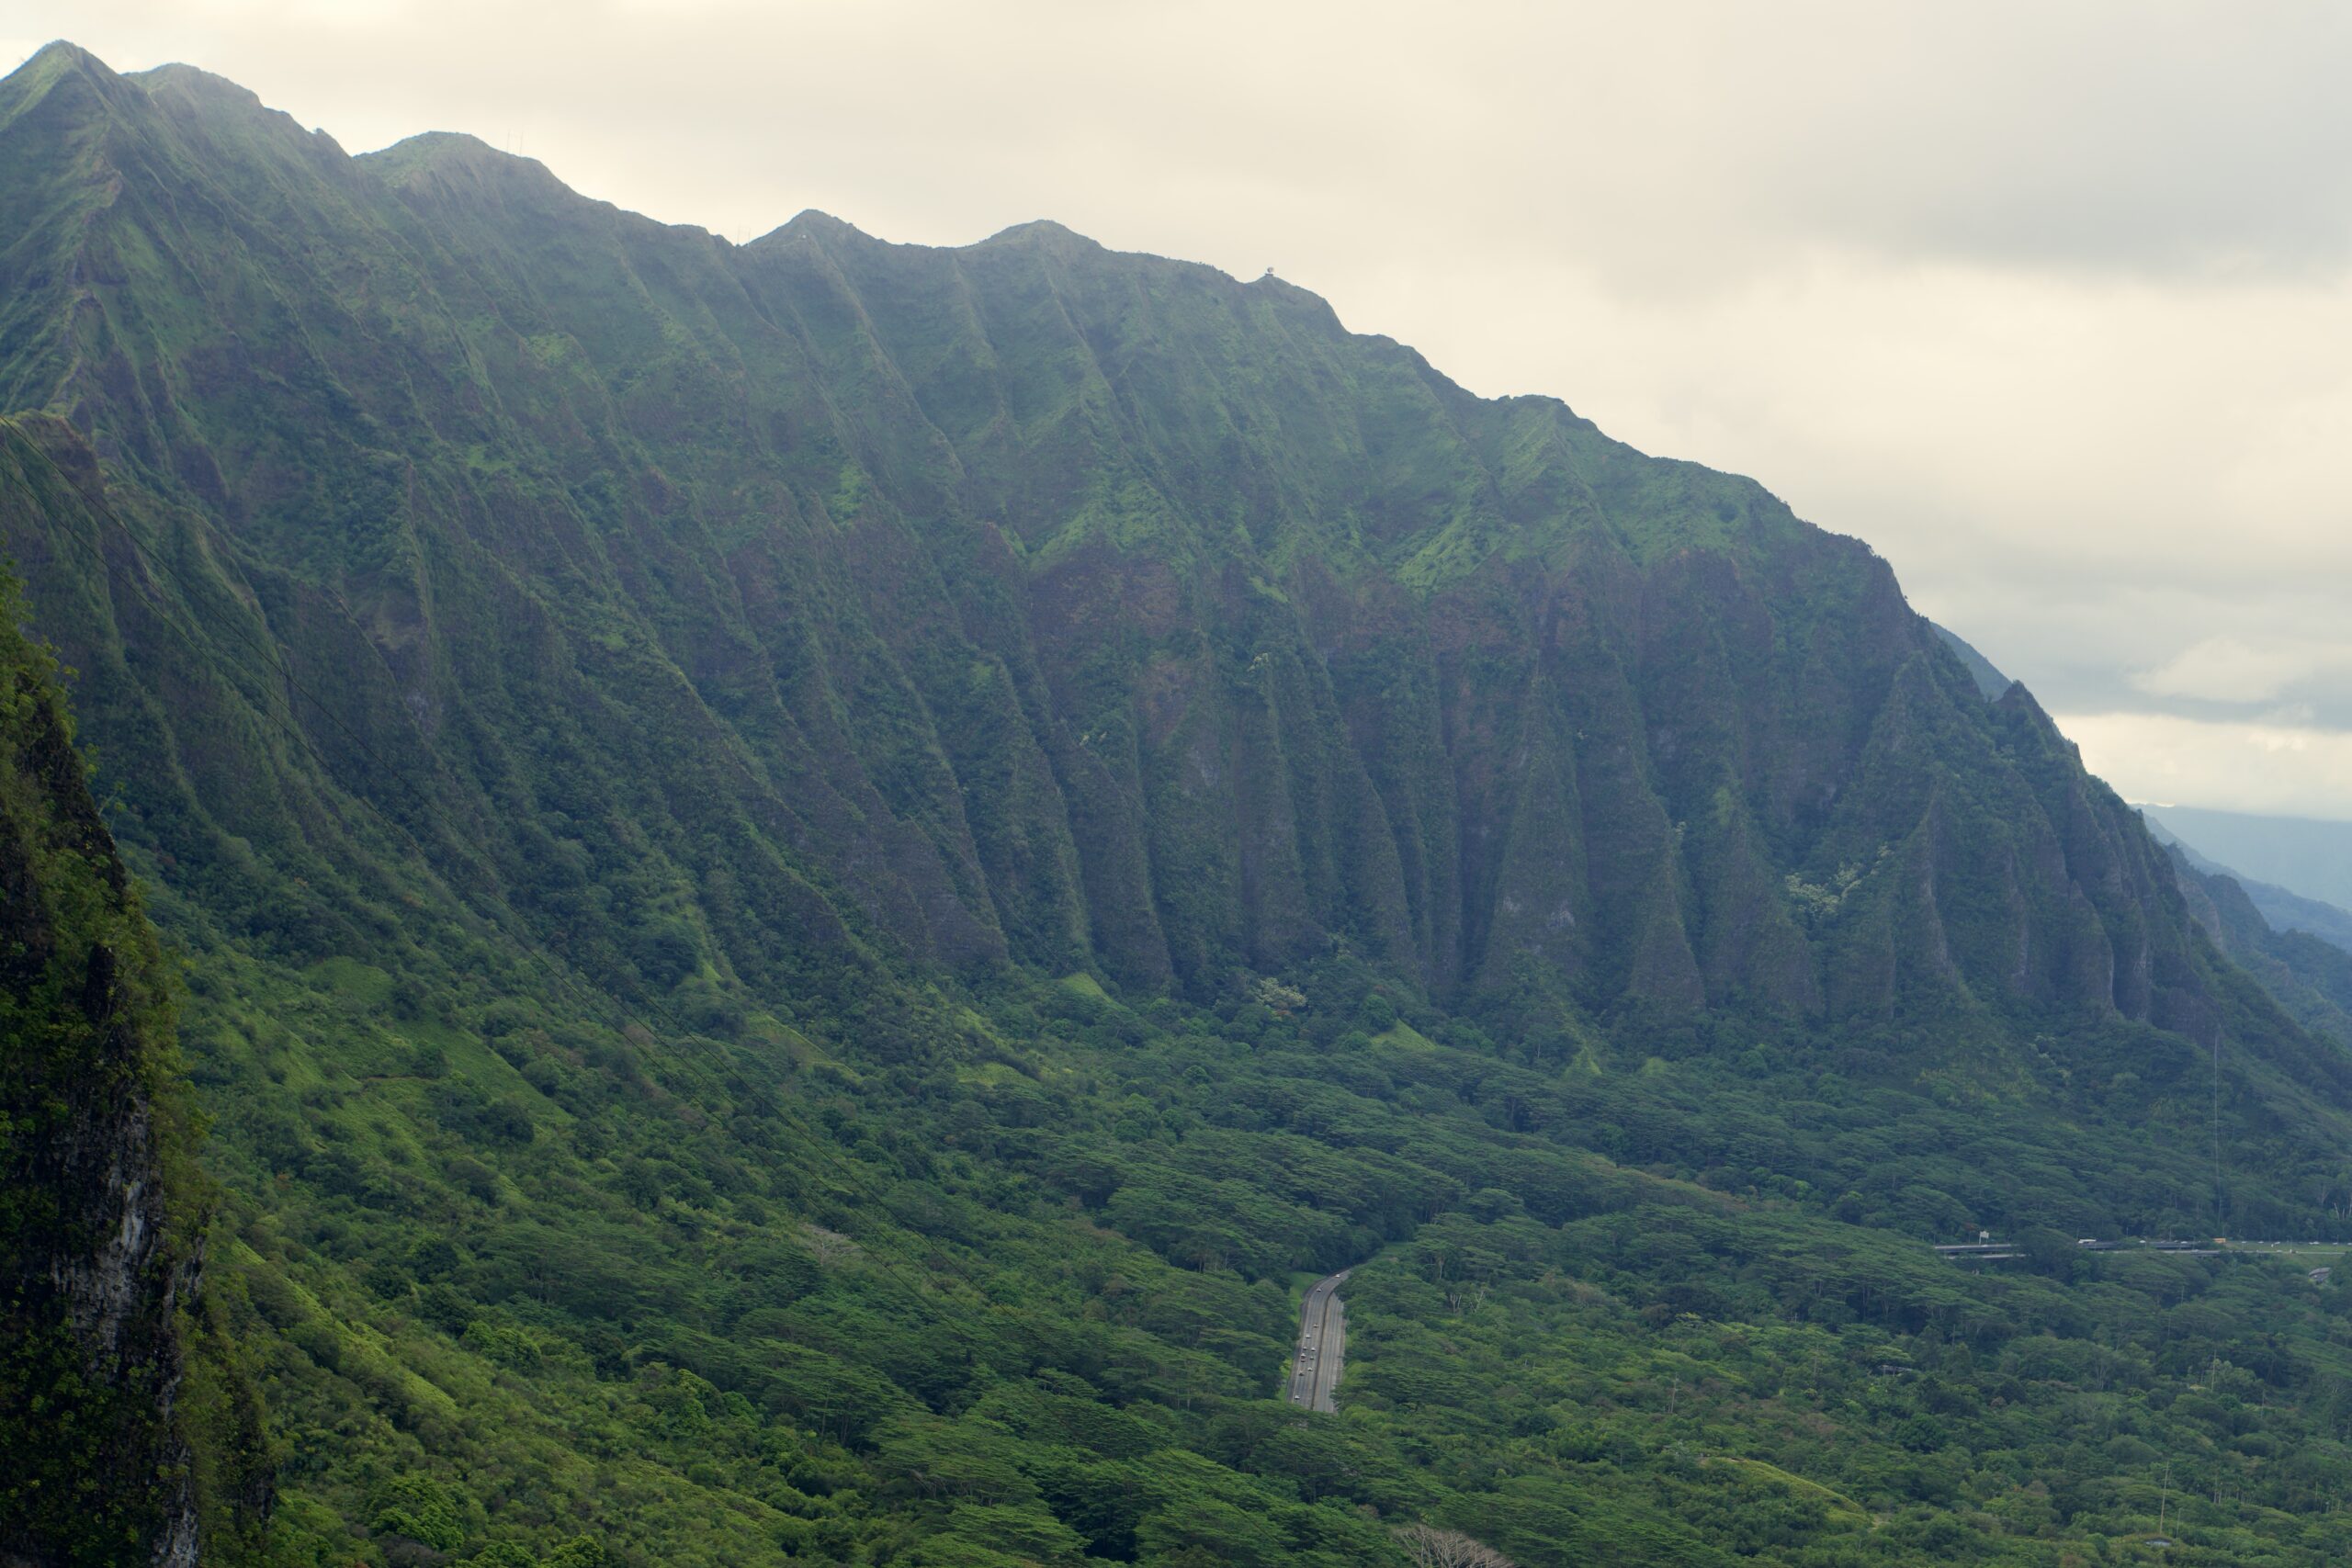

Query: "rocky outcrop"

xmin=0 ymin=561 xmax=262 ymax=1564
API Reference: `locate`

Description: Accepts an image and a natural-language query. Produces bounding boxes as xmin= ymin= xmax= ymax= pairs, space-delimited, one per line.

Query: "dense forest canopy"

xmin=7 ymin=39 xmax=2352 ymax=1568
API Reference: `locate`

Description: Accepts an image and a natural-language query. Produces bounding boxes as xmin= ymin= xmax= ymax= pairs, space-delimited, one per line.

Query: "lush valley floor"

xmin=153 ymin=911 xmax=2352 ymax=1567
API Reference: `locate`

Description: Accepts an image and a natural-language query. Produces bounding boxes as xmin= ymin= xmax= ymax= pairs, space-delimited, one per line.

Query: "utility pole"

xmin=2212 ymin=1032 xmax=2223 ymax=1228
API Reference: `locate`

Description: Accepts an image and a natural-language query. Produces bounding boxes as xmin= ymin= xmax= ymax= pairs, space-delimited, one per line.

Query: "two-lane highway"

xmin=1285 ymin=1268 xmax=1352 ymax=1412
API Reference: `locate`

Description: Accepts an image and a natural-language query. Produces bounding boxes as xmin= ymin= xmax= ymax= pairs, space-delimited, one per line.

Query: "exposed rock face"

xmin=0 ymin=564 xmax=235 ymax=1565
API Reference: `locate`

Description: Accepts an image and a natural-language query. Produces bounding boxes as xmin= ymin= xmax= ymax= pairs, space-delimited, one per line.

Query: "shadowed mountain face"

xmin=0 ymin=42 xmax=2262 ymax=1055
xmin=0 ymin=560 xmax=270 ymax=1564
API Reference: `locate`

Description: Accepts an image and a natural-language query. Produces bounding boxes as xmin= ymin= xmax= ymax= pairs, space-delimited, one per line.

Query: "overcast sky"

xmin=9 ymin=1 xmax=2352 ymax=820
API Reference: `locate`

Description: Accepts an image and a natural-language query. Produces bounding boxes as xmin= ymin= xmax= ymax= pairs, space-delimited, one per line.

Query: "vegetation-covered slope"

xmin=0 ymin=561 xmax=268 ymax=1565
xmin=2146 ymin=807 xmax=2352 ymax=928
xmin=0 ymin=40 xmax=2282 ymax=1038
xmin=2149 ymin=814 xmax=2352 ymax=958
xmin=2170 ymin=845 xmax=2352 ymax=1055
xmin=9 ymin=39 xmax=2352 ymax=1568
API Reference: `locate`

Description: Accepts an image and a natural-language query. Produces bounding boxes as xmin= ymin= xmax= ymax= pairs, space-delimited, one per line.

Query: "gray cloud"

xmin=2132 ymin=637 xmax=2336 ymax=706
xmin=10 ymin=0 xmax=2352 ymax=816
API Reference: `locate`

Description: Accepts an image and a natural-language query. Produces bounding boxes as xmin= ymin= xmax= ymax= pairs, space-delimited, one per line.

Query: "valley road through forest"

xmin=1286 ymin=1268 xmax=1352 ymax=1412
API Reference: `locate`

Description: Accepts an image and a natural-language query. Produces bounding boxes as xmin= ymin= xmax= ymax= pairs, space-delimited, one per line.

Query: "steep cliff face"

xmin=0 ymin=44 xmax=2254 ymax=1066
xmin=0 ymin=563 xmax=266 ymax=1565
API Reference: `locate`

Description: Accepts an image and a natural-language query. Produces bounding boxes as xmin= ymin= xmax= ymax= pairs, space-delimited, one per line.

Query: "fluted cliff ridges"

xmin=0 ymin=43 xmax=2268 ymax=1053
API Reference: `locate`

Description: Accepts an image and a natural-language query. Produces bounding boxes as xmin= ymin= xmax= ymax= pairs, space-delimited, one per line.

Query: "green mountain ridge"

xmin=0 ymin=39 xmax=2274 ymax=1039
xmin=11 ymin=39 xmax=2352 ymax=1568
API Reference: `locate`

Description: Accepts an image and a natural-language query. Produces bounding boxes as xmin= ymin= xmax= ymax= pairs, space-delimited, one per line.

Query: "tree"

xmin=1394 ymin=1523 xmax=1516 ymax=1568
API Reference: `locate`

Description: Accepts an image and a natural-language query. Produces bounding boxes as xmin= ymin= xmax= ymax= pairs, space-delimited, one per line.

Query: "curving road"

xmin=1285 ymin=1268 xmax=1352 ymax=1412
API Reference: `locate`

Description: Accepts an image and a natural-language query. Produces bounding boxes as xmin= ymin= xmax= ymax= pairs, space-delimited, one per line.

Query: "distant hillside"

xmin=1931 ymin=622 xmax=2013 ymax=701
xmin=2144 ymin=807 xmax=2352 ymax=953
xmin=2166 ymin=842 xmax=2352 ymax=1050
